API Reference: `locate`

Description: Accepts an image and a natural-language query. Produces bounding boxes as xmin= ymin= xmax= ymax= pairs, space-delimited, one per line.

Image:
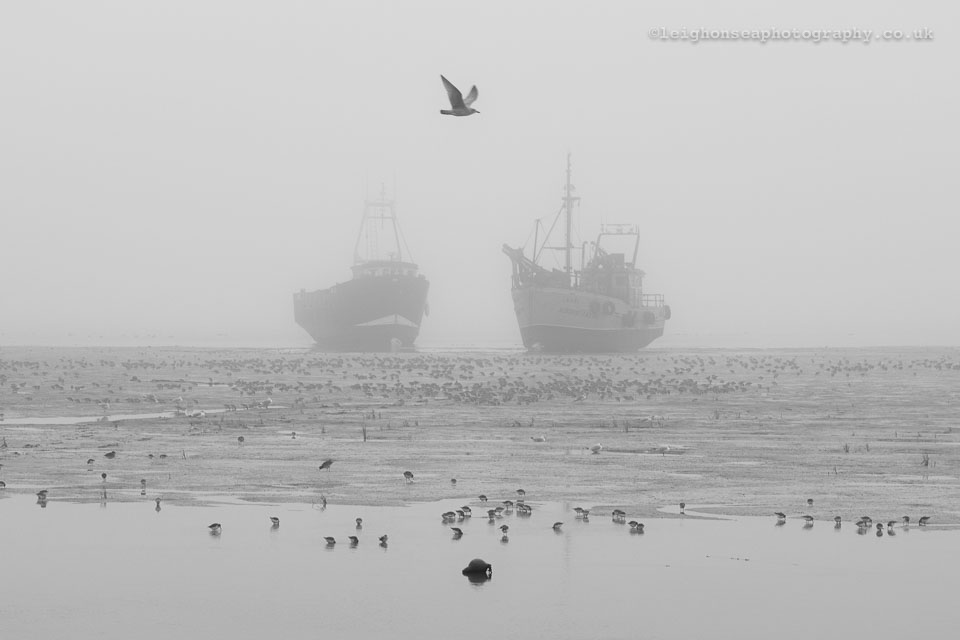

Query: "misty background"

xmin=1 ymin=1 xmax=957 ymax=349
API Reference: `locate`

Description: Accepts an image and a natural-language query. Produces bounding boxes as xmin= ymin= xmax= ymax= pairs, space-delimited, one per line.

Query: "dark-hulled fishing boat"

xmin=294 ymin=192 xmax=429 ymax=351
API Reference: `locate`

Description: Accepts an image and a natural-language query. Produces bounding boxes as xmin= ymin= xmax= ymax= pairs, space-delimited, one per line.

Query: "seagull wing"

xmin=463 ymin=85 xmax=479 ymax=107
xmin=441 ymin=75 xmax=466 ymax=109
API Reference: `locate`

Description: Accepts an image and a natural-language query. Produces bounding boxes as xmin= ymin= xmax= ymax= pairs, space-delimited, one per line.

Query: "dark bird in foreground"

xmin=440 ymin=75 xmax=480 ymax=116
xmin=318 ymin=459 xmax=334 ymax=471
xmin=104 ymin=451 xmax=116 ymax=459
xmin=462 ymin=558 xmax=492 ymax=576
xmin=918 ymin=516 xmax=931 ymax=526
xmin=403 ymin=471 xmax=414 ymax=482
xmin=324 ymin=536 xmax=336 ymax=545
xmin=269 ymin=516 xmax=280 ymax=527
xmin=208 ymin=523 xmax=222 ymax=534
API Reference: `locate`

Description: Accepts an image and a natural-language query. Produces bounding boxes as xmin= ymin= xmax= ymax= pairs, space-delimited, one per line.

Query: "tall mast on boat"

xmin=353 ymin=184 xmax=403 ymax=265
xmin=563 ymin=153 xmax=580 ymax=282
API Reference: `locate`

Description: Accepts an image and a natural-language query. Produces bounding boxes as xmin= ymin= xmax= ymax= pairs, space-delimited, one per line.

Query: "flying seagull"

xmin=440 ymin=75 xmax=479 ymax=116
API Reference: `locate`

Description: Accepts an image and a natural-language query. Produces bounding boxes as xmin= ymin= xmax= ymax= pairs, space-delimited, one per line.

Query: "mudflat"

xmin=2 ymin=346 xmax=958 ymax=523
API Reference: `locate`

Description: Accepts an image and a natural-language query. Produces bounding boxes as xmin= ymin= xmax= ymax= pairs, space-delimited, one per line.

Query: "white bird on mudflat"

xmin=440 ymin=75 xmax=480 ymax=116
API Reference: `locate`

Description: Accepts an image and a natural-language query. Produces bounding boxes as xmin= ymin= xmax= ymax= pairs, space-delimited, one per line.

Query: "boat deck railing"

xmin=641 ymin=294 xmax=666 ymax=307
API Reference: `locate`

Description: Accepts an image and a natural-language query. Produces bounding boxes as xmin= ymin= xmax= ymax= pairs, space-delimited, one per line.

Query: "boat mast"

xmin=563 ymin=153 xmax=580 ymax=283
xmin=353 ymin=184 xmax=403 ymax=265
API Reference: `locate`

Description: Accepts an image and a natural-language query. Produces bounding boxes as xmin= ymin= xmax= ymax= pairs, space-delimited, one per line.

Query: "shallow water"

xmin=1 ymin=495 xmax=957 ymax=639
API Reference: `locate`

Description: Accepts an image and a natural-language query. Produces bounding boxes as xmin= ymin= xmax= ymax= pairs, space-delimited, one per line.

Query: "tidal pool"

xmin=1 ymin=495 xmax=956 ymax=639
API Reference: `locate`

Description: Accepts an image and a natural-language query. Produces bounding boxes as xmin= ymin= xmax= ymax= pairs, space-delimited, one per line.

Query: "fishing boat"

xmin=293 ymin=191 xmax=429 ymax=351
xmin=502 ymin=156 xmax=670 ymax=352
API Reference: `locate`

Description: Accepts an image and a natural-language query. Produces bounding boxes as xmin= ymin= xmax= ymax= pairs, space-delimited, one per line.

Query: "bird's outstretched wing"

xmin=441 ymin=75 xmax=466 ymax=109
xmin=463 ymin=85 xmax=478 ymax=107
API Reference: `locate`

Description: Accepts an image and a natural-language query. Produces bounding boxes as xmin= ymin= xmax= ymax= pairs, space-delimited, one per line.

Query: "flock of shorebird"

xmin=769 ymin=497 xmax=933 ymax=536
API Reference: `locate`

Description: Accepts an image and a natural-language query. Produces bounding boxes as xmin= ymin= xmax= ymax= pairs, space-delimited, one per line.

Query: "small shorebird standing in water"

xmin=451 ymin=527 xmax=463 ymax=538
xmin=834 ymin=516 xmax=842 ymax=529
xmin=439 ymin=75 xmax=480 ymax=117
xmin=101 ymin=473 xmax=107 ymax=482
xmin=348 ymin=536 xmax=359 ymax=546
xmin=679 ymin=502 xmax=686 ymax=515
xmin=801 ymin=515 xmax=815 ymax=527
xmin=403 ymin=471 xmax=414 ymax=483
xmin=378 ymin=534 xmax=388 ymax=547
xmin=269 ymin=516 xmax=280 ymax=527
xmin=318 ymin=459 xmax=334 ymax=471
xmin=552 ymin=522 xmax=563 ymax=531
xmin=589 ymin=443 xmax=603 ymax=454
xmin=324 ymin=536 xmax=336 ymax=546
xmin=499 ymin=524 xmax=509 ymax=535
xmin=104 ymin=451 xmax=116 ymax=459
xmin=774 ymin=512 xmax=787 ymax=524
xmin=356 ymin=517 xmax=363 ymax=529
xmin=918 ymin=516 xmax=931 ymax=526
xmin=208 ymin=523 xmax=222 ymax=534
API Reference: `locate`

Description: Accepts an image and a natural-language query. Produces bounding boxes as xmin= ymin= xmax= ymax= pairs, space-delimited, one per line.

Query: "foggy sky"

xmin=1 ymin=1 xmax=957 ymax=349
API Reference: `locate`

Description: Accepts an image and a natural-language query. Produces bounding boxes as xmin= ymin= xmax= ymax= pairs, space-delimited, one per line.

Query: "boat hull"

xmin=510 ymin=286 xmax=666 ymax=353
xmin=294 ymin=272 xmax=429 ymax=351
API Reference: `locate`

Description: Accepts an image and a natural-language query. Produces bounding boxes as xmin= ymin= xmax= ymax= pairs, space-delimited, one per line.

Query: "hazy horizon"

xmin=2 ymin=1 xmax=957 ymax=351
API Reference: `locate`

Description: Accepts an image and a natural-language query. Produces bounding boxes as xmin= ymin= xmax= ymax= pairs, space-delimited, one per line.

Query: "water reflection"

xmin=2 ymin=496 xmax=959 ymax=640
